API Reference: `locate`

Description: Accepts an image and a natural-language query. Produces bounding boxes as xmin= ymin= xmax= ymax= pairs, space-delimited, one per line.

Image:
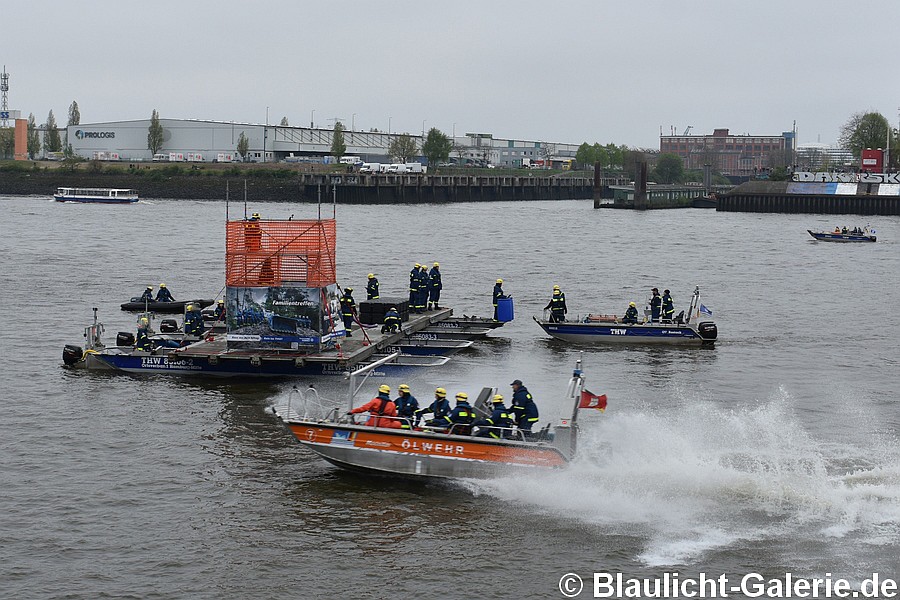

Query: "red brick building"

xmin=659 ymin=128 xmax=795 ymax=177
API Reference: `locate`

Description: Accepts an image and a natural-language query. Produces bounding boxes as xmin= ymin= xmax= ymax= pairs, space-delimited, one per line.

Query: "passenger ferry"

xmin=54 ymin=187 xmax=139 ymax=203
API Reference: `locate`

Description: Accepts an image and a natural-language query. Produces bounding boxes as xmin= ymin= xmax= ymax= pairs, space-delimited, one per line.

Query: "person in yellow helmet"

xmin=622 ymin=301 xmax=639 ymax=324
xmin=543 ymin=285 xmax=567 ymax=323
xmin=366 ymin=273 xmax=379 ymax=300
xmin=493 ymin=279 xmax=508 ymax=320
xmin=155 ymin=282 xmax=175 ymax=303
xmin=135 ymin=316 xmax=153 ymax=351
xmin=348 ymin=384 xmax=401 ymax=428
xmin=441 ymin=392 xmax=476 ymax=435
xmin=394 ymin=384 xmax=419 ymax=429
xmin=415 ymin=387 xmax=451 ymax=427
xmin=409 ymin=263 xmax=421 ymax=313
xmin=473 ymin=394 xmax=514 ymax=438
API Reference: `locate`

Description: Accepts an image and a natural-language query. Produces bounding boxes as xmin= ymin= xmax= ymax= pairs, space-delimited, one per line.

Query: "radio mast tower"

xmin=1 ymin=66 xmax=9 ymax=128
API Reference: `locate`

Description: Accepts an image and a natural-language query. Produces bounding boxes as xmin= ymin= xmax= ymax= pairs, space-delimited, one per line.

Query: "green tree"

xmin=0 ymin=127 xmax=14 ymax=159
xmin=330 ymin=121 xmax=346 ymax=160
xmin=68 ymin=101 xmax=80 ymax=126
xmin=654 ymin=153 xmax=684 ymax=183
xmin=839 ymin=111 xmax=890 ymax=159
xmin=575 ymin=142 xmax=595 ymax=168
xmin=388 ymin=133 xmax=418 ymax=163
xmin=236 ymin=131 xmax=249 ymax=160
xmin=147 ymin=109 xmax=164 ymax=155
xmin=280 ymin=116 xmax=289 ymax=126
xmin=45 ymin=110 xmax=62 ymax=153
xmin=27 ymin=113 xmax=41 ymax=159
xmin=421 ymin=127 xmax=452 ymax=168
xmin=605 ymin=143 xmax=623 ymax=169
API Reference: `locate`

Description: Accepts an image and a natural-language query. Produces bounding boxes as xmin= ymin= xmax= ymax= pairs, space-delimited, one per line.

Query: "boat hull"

xmin=120 ymin=299 xmax=214 ymax=313
xmin=807 ymin=230 xmax=876 ymax=242
xmin=535 ymin=317 xmax=716 ymax=346
xmin=283 ymin=421 xmax=569 ymax=479
xmin=76 ymin=348 xmax=448 ymax=377
xmin=432 ymin=316 xmax=506 ymax=329
xmin=408 ymin=326 xmax=493 ymax=341
xmin=379 ymin=339 xmax=474 ymax=356
xmin=54 ymin=195 xmax=139 ymax=204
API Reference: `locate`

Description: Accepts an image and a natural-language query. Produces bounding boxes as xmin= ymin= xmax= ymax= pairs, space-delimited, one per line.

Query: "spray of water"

xmin=459 ymin=386 xmax=900 ymax=567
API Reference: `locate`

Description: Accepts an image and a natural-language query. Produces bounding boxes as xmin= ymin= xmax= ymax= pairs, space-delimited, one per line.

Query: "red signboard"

xmin=861 ymin=149 xmax=884 ymax=173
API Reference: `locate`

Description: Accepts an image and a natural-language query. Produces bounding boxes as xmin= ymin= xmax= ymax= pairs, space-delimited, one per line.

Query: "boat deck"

xmin=169 ymin=308 xmax=455 ymax=366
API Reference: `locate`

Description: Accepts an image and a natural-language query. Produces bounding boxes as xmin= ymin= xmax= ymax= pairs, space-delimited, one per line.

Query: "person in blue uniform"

xmin=140 ymin=286 xmax=154 ymax=302
xmin=213 ymin=299 xmax=226 ymax=321
xmin=509 ymin=379 xmax=539 ymax=438
xmin=442 ymin=392 xmax=476 ymax=435
xmin=473 ymin=394 xmax=514 ymax=439
xmin=183 ymin=304 xmax=205 ymax=336
xmin=543 ymin=285 xmax=567 ymax=322
xmin=493 ymin=279 xmax=507 ymax=320
xmin=661 ymin=289 xmax=674 ymax=322
xmin=366 ymin=273 xmax=379 ymax=300
xmin=649 ymin=288 xmax=662 ymax=323
xmin=155 ymin=283 xmax=175 ymax=302
xmin=382 ymin=306 xmax=401 ymax=333
xmin=416 ymin=264 xmax=429 ymax=313
xmin=340 ymin=287 xmax=356 ymax=337
xmin=135 ymin=317 xmax=153 ymax=351
xmin=622 ymin=302 xmax=639 ymax=324
xmin=409 ymin=263 xmax=420 ymax=313
xmin=415 ymin=387 xmax=451 ymax=427
xmin=394 ymin=384 xmax=419 ymax=429
xmin=428 ymin=262 xmax=442 ymax=310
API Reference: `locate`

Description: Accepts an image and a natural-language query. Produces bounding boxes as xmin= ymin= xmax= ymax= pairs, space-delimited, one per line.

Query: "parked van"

xmin=359 ymin=162 xmax=382 ymax=174
xmin=405 ymin=162 xmax=426 ymax=174
xmin=152 ymin=153 xmax=169 ymax=162
xmin=339 ymin=156 xmax=362 ymax=165
xmin=386 ymin=163 xmax=408 ymax=174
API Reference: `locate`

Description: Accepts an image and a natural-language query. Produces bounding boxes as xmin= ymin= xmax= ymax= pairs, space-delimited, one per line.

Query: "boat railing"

xmin=282 ymin=384 xmax=332 ymax=421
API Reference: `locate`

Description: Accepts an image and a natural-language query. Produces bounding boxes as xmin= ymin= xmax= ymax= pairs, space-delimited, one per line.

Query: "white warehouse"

xmin=67 ymin=118 xmax=579 ymax=166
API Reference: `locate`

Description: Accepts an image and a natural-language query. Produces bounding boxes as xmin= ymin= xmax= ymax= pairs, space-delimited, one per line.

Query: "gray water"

xmin=1 ymin=195 xmax=898 ymax=599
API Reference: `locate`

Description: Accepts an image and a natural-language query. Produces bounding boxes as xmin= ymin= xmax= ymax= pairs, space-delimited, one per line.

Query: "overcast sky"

xmin=6 ymin=1 xmax=898 ymax=148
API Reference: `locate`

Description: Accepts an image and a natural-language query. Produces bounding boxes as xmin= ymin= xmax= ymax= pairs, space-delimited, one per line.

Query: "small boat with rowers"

xmin=807 ymin=226 xmax=876 ymax=242
xmin=271 ymin=354 xmax=606 ymax=479
xmin=54 ymin=187 xmax=139 ymax=204
xmin=534 ymin=286 xmax=717 ymax=346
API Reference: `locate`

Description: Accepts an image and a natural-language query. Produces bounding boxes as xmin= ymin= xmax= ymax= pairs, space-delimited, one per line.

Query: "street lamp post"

xmin=351 ymin=113 xmax=356 ymax=132
xmin=310 ymin=109 xmax=315 ymax=128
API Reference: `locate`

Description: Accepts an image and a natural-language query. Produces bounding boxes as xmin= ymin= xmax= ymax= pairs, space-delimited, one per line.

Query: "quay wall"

xmin=0 ymin=168 xmax=594 ymax=203
xmin=719 ymin=181 xmax=900 ymax=216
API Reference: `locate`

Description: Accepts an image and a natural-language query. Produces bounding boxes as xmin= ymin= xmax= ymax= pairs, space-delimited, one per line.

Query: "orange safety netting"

xmin=225 ymin=219 xmax=337 ymax=287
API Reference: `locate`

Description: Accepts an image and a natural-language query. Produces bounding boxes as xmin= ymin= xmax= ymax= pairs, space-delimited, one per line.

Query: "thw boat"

xmin=54 ymin=187 xmax=139 ymax=203
xmin=534 ymin=286 xmax=717 ymax=346
xmin=271 ymin=355 xmax=602 ymax=479
xmin=807 ymin=228 xmax=876 ymax=242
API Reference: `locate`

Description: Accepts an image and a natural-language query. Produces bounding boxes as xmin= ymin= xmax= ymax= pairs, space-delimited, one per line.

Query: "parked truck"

xmin=359 ymin=162 xmax=382 ymax=174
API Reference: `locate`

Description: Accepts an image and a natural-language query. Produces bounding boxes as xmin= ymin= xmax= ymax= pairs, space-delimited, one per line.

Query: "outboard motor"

xmin=698 ymin=321 xmax=717 ymax=341
xmin=159 ymin=319 xmax=178 ymax=333
xmin=117 ymin=332 xmax=135 ymax=347
xmin=62 ymin=344 xmax=83 ymax=366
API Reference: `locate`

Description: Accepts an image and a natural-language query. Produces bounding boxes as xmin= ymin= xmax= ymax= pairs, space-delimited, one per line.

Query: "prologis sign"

xmin=792 ymin=172 xmax=899 ymax=184
xmin=74 ymin=129 xmax=116 ymax=139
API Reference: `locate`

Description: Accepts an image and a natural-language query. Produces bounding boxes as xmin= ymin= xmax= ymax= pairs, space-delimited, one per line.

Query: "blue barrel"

xmin=496 ymin=297 xmax=514 ymax=322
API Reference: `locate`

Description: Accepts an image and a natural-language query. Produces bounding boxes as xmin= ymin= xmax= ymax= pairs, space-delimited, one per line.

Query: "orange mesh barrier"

xmin=225 ymin=219 xmax=337 ymax=287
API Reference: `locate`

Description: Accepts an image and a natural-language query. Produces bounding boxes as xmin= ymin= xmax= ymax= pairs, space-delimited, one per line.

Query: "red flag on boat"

xmin=579 ymin=389 xmax=607 ymax=411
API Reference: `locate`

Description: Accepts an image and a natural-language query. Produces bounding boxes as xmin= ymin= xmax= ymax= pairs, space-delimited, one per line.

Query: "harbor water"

xmin=1 ymin=195 xmax=898 ymax=599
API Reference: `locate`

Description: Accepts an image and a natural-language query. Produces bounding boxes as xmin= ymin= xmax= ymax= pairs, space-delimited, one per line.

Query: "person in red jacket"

xmin=348 ymin=384 xmax=402 ymax=428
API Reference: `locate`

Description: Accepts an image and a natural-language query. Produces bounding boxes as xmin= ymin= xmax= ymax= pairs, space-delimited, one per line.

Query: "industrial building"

xmin=63 ymin=118 xmax=581 ymax=167
xmin=659 ymin=128 xmax=796 ymax=176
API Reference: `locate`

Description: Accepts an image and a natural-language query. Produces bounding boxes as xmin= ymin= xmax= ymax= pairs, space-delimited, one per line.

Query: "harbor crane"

xmin=682 ymin=125 xmax=693 ymax=136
